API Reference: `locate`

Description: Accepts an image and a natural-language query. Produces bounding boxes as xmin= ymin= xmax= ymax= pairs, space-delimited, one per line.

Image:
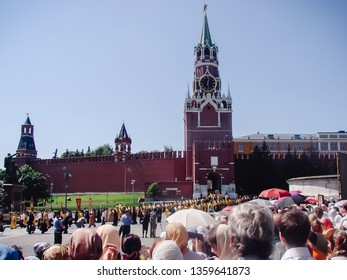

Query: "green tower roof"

xmin=200 ymin=11 xmax=213 ymax=47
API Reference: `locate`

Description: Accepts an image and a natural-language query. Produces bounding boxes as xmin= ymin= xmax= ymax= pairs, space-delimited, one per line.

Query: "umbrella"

xmin=166 ymin=208 xmax=218 ymax=228
xmin=334 ymin=200 xmax=347 ymax=208
xmin=290 ymin=190 xmax=302 ymax=196
xmin=305 ymin=196 xmax=318 ymax=204
xmin=258 ymin=188 xmax=291 ymax=199
xmin=247 ymin=198 xmax=274 ymax=208
xmin=276 ymin=197 xmax=296 ymax=209
xmin=291 ymin=194 xmax=307 ymax=205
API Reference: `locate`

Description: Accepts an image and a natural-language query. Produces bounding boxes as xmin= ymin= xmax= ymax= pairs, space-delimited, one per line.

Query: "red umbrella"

xmin=305 ymin=196 xmax=318 ymax=204
xmin=258 ymin=188 xmax=291 ymax=199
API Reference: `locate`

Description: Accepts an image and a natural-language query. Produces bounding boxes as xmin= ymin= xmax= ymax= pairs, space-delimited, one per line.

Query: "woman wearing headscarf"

xmin=152 ymin=240 xmax=183 ymax=260
xmin=165 ymin=222 xmax=206 ymax=260
xmin=68 ymin=228 xmax=102 ymax=260
xmin=117 ymin=234 xmax=142 ymax=260
xmin=33 ymin=242 xmax=51 ymax=260
xmin=42 ymin=244 xmax=69 ymax=260
xmin=0 ymin=244 xmax=23 ymax=260
xmin=205 ymin=224 xmax=237 ymax=260
xmin=96 ymin=224 xmax=121 ymax=260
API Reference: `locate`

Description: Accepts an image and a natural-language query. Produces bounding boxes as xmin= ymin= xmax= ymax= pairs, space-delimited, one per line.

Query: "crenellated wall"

xmin=24 ymin=151 xmax=187 ymax=196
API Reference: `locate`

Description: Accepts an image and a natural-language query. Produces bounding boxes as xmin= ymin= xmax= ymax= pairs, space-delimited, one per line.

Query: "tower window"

xmin=204 ymin=47 xmax=210 ymax=59
xmin=197 ymin=49 xmax=201 ymax=60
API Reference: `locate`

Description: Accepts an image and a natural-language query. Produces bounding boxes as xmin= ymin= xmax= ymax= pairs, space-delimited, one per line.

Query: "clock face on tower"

xmin=199 ymin=74 xmax=217 ymax=92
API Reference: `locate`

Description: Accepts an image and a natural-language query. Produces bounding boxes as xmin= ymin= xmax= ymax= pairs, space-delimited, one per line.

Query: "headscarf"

xmin=33 ymin=242 xmax=51 ymax=260
xmin=321 ymin=217 xmax=333 ymax=232
xmin=215 ymin=224 xmax=236 ymax=260
xmin=42 ymin=244 xmax=69 ymax=260
xmin=96 ymin=224 xmax=121 ymax=260
xmin=121 ymin=234 xmax=142 ymax=260
xmin=0 ymin=244 xmax=20 ymax=260
xmin=68 ymin=228 xmax=102 ymax=260
xmin=165 ymin=222 xmax=189 ymax=252
xmin=152 ymin=240 xmax=183 ymax=260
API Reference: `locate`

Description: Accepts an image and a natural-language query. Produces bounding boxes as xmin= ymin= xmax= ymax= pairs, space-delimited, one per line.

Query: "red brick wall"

xmin=28 ymin=155 xmax=189 ymax=196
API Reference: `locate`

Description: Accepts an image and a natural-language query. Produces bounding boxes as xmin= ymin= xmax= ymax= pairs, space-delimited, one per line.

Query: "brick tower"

xmin=15 ymin=114 xmax=37 ymax=160
xmin=115 ymin=123 xmax=132 ymax=162
xmin=184 ymin=6 xmax=235 ymax=198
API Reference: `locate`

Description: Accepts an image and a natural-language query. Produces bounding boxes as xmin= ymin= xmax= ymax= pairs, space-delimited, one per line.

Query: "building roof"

xmin=199 ymin=11 xmax=213 ymax=47
xmin=24 ymin=115 xmax=31 ymax=125
xmin=118 ymin=123 xmax=130 ymax=139
xmin=234 ymin=133 xmax=318 ymax=141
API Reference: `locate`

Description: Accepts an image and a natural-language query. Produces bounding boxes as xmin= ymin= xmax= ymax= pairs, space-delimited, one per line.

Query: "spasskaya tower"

xmin=184 ymin=5 xmax=235 ymax=198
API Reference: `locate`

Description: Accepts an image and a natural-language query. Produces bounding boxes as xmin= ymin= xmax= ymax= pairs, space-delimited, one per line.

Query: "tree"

xmin=164 ymin=145 xmax=173 ymax=152
xmin=146 ymin=182 xmax=159 ymax=199
xmin=0 ymin=179 xmax=7 ymax=208
xmin=19 ymin=165 xmax=50 ymax=204
xmin=61 ymin=144 xmax=114 ymax=157
xmin=93 ymin=144 xmax=114 ymax=156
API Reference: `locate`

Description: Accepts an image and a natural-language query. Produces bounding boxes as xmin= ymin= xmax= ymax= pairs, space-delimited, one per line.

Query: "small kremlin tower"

xmin=16 ymin=114 xmax=37 ymax=159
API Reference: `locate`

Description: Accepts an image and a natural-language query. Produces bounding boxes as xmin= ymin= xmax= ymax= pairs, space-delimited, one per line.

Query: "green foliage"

xmin=61 ymin=144 xmax=114 ymax=158
xmin=146 ymin=182 xmax=159 ymax=199
xmin=19 ymin=165 xmax=50 ymax=203
xmin=0 ymin=169 xmax=5 ymax=181
xmin=164 ymin=145 xmax=173 ymax=152
xmin=0 ymin=179 xmax=7 ymax=208
xmin=92 ymin=144 xmax=114 ymax=156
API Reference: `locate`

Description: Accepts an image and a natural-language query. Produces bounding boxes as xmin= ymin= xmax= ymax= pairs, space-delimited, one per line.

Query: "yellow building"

xmin=234 ymin=131 xmax=347 ymax=159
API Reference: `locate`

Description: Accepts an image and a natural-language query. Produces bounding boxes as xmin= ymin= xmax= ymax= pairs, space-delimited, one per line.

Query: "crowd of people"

xmin=1 ymin=193 xmax=347 ymax=260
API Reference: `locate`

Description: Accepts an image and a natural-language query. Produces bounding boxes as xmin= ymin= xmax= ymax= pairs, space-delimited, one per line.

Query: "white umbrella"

xmin=334 ymin=200 xmax=347 ymax=208
xmin=247 ymin=198 xmax=274 ymax=208
xmin=166 ymin=208 xmax=218 ymax=228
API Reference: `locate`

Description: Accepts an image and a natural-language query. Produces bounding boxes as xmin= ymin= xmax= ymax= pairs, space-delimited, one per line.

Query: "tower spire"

xmin=227 ymin=83 xmax=231 ymax=99
xmin=16 ymin=114 xmax=37 ymax=159
xmin=200 ymin=4 xmax=213 ymax=46
xmin=186 ymin=83 xmax=191 ymax=98
xmin=115 ymin=122 xmax=132 ymax=161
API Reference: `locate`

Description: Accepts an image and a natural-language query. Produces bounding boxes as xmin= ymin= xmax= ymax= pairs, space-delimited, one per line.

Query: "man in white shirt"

xmin=278 ymin=208 xmax=315 ymax=260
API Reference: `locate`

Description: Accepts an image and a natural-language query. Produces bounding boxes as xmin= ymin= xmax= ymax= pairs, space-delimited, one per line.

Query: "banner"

xmin=76 ymin=198 xmax=82 ymax=211
xmin=88 ymin=197 xmax=92 ymax=212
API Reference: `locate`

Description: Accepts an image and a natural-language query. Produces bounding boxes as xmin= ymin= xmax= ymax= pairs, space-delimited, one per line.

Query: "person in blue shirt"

xmin=119 ymin=209 xmax=132 ymax=238
xmin=53 ymin=211 xmax=63 ymax=244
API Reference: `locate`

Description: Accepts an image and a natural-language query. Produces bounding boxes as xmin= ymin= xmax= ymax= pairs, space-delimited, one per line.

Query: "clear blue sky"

xmin=1 ymin=0 xmax=346 ymax=161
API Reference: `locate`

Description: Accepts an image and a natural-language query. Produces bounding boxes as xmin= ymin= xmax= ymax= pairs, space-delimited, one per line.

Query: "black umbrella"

xmin=276 ymin=197 xmax=296 ymax=209
xmin=291 ymin=194 xmax=307 ymax=205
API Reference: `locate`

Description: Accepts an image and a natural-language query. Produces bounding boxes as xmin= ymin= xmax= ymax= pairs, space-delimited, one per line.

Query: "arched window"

xmin=204 ymin=47 xmax=210 ymax=59
xmin=197 ymin=49 xmax=201 ymax=60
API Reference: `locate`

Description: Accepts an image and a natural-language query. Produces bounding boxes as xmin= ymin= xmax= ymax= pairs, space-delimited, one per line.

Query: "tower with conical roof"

xmin=184 ymin=5 xmax=235 ymax=197
xmin=16 ymin=114 xmax=37 ymax=159
xmin=115 ymin=123 xmax=132 ymax=162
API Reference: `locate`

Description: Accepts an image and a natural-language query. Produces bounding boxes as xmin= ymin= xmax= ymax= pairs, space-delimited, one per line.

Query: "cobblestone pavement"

xmin=0 ymin=221 xmax=168 ymax=258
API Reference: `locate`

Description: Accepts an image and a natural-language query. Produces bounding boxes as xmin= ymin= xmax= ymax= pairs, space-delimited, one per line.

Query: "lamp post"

xmin=46 ymin=174 xmax=54 ymax=210
xmin=50 ymin=183 xmax=53 ymax=210
xmin=131 ymin=179 xmax=135 ymax=204
xmin=63 ymin=166 xmax=71 ymax=210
